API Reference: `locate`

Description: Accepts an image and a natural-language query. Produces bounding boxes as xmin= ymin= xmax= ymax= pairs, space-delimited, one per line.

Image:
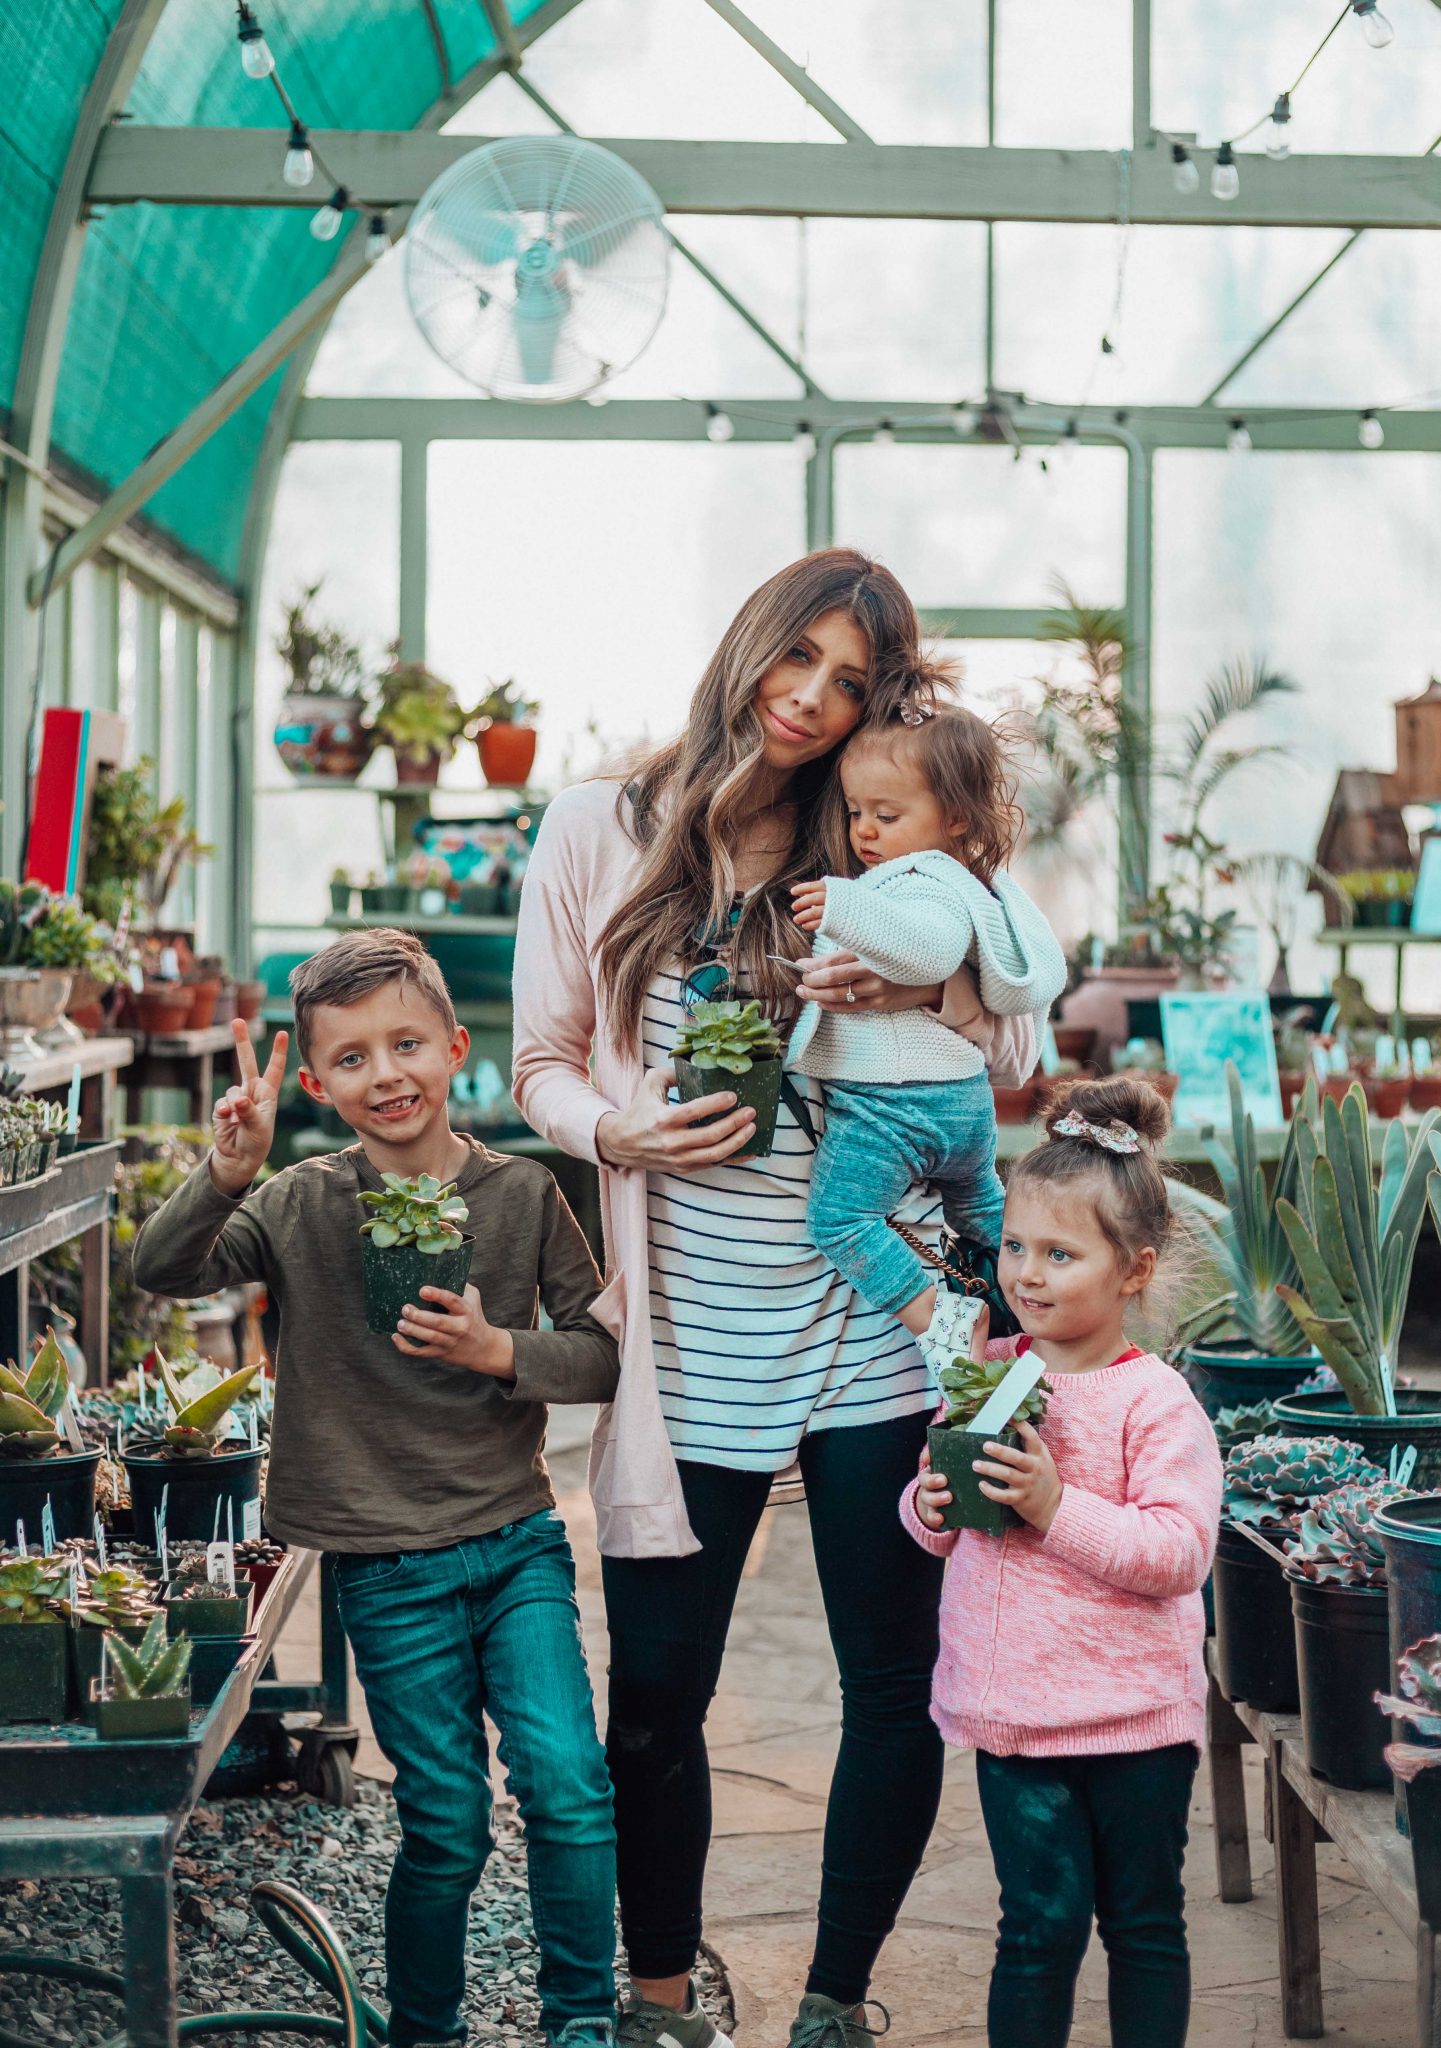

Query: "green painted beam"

xmin=89 ymin=130 xmax=1441 ymax=229
xmin=918 ymin=608 xmax=1060 ymax=640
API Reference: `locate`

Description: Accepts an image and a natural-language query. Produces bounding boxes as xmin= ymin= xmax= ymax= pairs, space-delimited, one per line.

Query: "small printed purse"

xmin=885 ymin=1218 xmax=1022 ymax=1340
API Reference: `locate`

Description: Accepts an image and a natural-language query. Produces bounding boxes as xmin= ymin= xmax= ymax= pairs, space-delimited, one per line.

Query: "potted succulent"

xmin=1110 ymin=1036 xmax=1179 ymax=1103
xmin=1178 ymin=1066 xmax=1320 ymax=1418
xmin=372 ymin=651 xmax=470 ymax=787
xmin=1375 ymin=1635 xmax=1441 ymax=1920
xmin=1410 ymin=1040 xmax=1441 ymax=1114
xmin=164 ymin=1550 xmax=254 ymax=1637
xmin=0 ymin=1328 xmax=103 ymax=1542
xmin=0 ymin=1554 xmax=70 ymax=1722
xmin=1270 ymin=1086 xmax=1441 ymax=1482
xmin=0 ymin=881 xmax=76 ymax=1057
xmin=183 ymin=956 xmax=225 ymax=1032
xmin=1284 ymin=1477 xmax=1414 ymax=1788
xmin=121 ymin=1350 xmax=263 ymax=1544
xmin=926 ymin=1349 xmax=1050 ymax=1536
xmin=1373 ymin=1492 xmax=1441 ymax=1792
xmin=358 ymin=1172 xmax=474 ymax=1335
xmin=1212 ymin=1400 xmax=1279 ymax=1452
xmin=471 ymin=680 xmax=540 ymax=789
xmin=1213 ymin=1432 xmax=1383 ymax=1713
xmin=1337 ymin=868 xmax=1414 ymax=929
xmin=68 ymin=1564 xmax=163 ymax=1713
xmin=90 ymin=1611 xmax=192 ymax=1741
xmin=1363 ymin=1044 xmax=1412 ymax=1120
xmin=273 ymin=583 xmax=374 ymax=781
xmin=672 ymin=1000 xmax=783 ymax=1159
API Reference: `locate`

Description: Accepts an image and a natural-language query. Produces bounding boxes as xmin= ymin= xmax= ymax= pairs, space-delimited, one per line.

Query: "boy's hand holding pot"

xmin=395 ymin=1283 xmax=516 ymax=1381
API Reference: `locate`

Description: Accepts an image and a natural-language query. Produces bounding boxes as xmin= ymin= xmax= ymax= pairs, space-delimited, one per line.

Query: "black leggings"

xmin=976 ymin=1743 xmax=1199 ymax=2048
xmin=602 ymin=1412 xmax=945 ymax=2008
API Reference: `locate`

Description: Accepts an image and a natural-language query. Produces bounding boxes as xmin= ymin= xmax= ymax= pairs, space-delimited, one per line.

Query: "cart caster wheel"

xmin=299 ymin=1738 xmax=357 ymax=1808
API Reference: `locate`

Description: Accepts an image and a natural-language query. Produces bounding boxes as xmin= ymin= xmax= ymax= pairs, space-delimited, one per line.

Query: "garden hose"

xmin=0 ymin=1879 xmax=389 ymax=2048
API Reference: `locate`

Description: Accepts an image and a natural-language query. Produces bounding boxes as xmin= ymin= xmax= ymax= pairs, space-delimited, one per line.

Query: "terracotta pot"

xmin=1320 ymin=1072 xmax=1357 ymax=1106
xmin=1059 ymin=964 xmax=1181 ymax=1071
xmin=394 ymin=750 xmax=443 ymax=788
xmin=1051 ymin=1025 xmax=1097 ymax=1065
xmin=1278 ymin=1071 xmax=1306 ymax=1120
xmin=185 ymin=978 xmax=221 ymax=1030
xmin=477 ymin=724 xmax=538 ymax=789
xmin=993 ymin=1079 xmax=1039 ymax=1125
xmin=133 ymin=985 xmax=192 ymax=1035
xmin=66 ymin=1003 xmax=105 ymax=1034
xmin=1364 ymin=1075 xmax=1410 ymax=1119
xmin=1409 ymin=1074 xmax=1441 ymax=1112
xmin=234 ymin=980 xmax=265 ymax=1024
xmin=212 ymin=984 xmax=238 ymax=1025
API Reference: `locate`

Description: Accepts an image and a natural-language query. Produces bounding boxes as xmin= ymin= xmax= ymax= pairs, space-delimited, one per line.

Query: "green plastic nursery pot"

xmin=0 ymin=1446 xmax=101 ymax=1546
xmin=1402 ymin=1773 xmax=1441 ymax=1925
xmin=1181 ymin=1345 xmax=1319 ymax=1422
xmin=1289 ymin=1575 xmax=1392 ymax=1790
xmin=1270 ymin=1390 xmax=1441 ymax=1491
xmin=164 ymin=1576 xmax=253 ymax=1638
xmin=926 ymin=1424 xmax=1019 ymax=1536
xmin=1212 ymin=1519 xmax=1299 ymax=1712
xmin=69 ymin=1615 xmax=157 ymax=1722
xmin=673 ymin=1056 xmax=782 ymax=1161
xmin=123 ymin=1442 xmax=264 ymax=1546
xmin=188 ymin=1632 xmax=252 ymax=1705
xmin=362 ymin=1233 xmax=475 ymax=1337
xmin=89 ymin=1680 xmax=192 ymax=1741
xmin=0 ymin=1620 xmax=68 ymax=1723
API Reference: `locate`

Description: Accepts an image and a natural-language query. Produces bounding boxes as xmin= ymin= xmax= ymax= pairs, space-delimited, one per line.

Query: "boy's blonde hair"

xmin=288 ymin=929 xmax=457 ymax=1066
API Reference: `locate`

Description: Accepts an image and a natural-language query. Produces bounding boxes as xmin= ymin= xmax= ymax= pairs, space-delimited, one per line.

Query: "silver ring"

xmin=845 ymin=982 xmax=857 ymax=1004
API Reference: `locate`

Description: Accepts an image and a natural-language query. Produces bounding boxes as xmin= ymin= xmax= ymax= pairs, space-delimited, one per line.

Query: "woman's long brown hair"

xmin=596 ymin=548 xmax=935 ymax=1050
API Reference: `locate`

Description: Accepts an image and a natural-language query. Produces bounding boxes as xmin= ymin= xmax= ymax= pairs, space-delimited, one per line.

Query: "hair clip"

xmin=896 ymin=691 xmax=934 ymax=728
xmin=1052 ymin=1112 xmax=1141 ymax=1155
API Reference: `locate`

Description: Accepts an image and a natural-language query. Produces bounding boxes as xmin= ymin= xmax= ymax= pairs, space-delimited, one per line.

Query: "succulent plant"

xmin=1183 ymin=1063 xmax=1314 ymax=1355
xmin=358 ymin=1172 xmax=469 ymax=1254
xmin=0 ymin=1555 xmax=69 ymax=1623
xmin=1283 ymin=1478 xmax=1414 ymax=1586
xmin=0 ymin=880 xmax=54 ymax=968
xmin=1212 ymin=1401 xmax=1279 ymax=1450
xmin=1223 ymin=1432 xmax=1385 ymax=1530
xmin=25 ymin=897 xmax=109 ymax=972
xmin=73 ymin=1566 xmax=159 ymax=1631
xmin=103 ymin=1611 xmax=191 ymax=1701
xmin=937 ymin=1351 xmax=1050 ymax=1434
xmin=1274 ymin=1084 xmax=1440 ymax=1416
xmin=673 ymin=999 xmax=782 ymax=1076
xmin=153 ymin=1348 xmax=261 ymax=1457
xmin=372 ymin=655 xmax=470 ymax=766
xmin=0 ymin=1328 xmax=72 ymax=1459
xmin=473 ymin=678 xmax=540 ymax=725
xmin=1375 ymin=1634 xmax=1441 ymax=1782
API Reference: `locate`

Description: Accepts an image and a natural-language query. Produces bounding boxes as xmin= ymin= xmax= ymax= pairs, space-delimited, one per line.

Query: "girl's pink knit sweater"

xmin=900 ymin=1340 xmax=1222 ymax=1756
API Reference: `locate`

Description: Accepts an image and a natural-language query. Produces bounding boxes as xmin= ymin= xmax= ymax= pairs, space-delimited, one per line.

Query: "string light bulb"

xmin=1264 ymin=94 xmax=1293 ymax=159
xmin=874 ymin=420 xmax=895 ymax=447
xmin=1359 ymin=410 xmax=1385 ymax=448
xmin=950 ymin=403 xmax=978 ymax=436
xmin=794 ymin=424 xmax=817 ymax=461
xmin=1352 ymin=0 xmax=1395 ymax=47
xmin=705 ymin=404 xmax=734 ymax=444
xmin=364 ymin=213 xmax=390 ymax=263
xmin=309 ymin=187 xmax=348 ymax=241
xmin=236 ymin=3 xmax=275 ymax=79
xmin=1171 ymin=143 xmax=1200 ymax=195
xmin=282 ymin=121 xmax=314 ymax=189
xmin=1227 ymin=418 xmax=1252 ymax=454
xmin=1211 ymin=143 xmax=1240 ymax=202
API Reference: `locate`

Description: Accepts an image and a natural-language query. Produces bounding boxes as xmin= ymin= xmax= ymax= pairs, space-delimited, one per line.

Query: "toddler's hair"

xmin=843 ymin=660 xmax=1021 ymax=884
xmin=289 ymin=927 xmax=457 ymax=1066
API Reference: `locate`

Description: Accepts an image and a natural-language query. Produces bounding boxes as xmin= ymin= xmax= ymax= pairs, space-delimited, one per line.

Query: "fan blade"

xmin=512 ymin=275 xmax=570 ymax=387
xmin=429 ymin=208 xmax=522 ymax=271
xmin=555 ymin=207 xmax=661 ymax=271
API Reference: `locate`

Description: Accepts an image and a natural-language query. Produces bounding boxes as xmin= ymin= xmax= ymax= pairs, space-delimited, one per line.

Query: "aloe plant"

xmin=937 ymin=1352 xmax=1050 ymax=1433
xmin=153 ymin=1348 xmax=261 ymax=1457
xmin=358 ymin=1172 xmax=469 ymax=1254
xmin=1273 ymin=1083 xmax=1441 ymax=1416
xmin=673 ymin=999 xmax=782 ymax=1075
xmin=103 ymin=1611 xmax=191 ymax=1700
xmin=0 ymin=1555 xmax=69 ymax=1622
xmin=0 ymin=1328 xmax=72 ymax=1459
xmin=1181 ymin=1063 xmax=1313 ymax=1355
xmin=1375 ymin=1634 xmax=1441 ymax=1782
xmin=1223 ymin=1432 xmax=1384 ymax=1529
xmin=1283 ymin=1478 xmax=1414 ymax=1586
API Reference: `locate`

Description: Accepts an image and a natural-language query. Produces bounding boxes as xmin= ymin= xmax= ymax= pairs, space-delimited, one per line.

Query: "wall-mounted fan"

xmin=404 ymin=135 xmax=670 ymax=401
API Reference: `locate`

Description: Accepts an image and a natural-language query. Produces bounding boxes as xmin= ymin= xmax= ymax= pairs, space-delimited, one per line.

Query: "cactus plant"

xmin=1375 ymin=1634 xmax=1441 ymax=1781
xmin=358 ymin=1172 xmax=469 ymax=1254
xmin=0 ymin=1328 xmax=72 ymax=1458
xmin=673 ymin=999 xmax=782 ymax=1076
xmin=1274 ymin=1084 xmax=1440 ymax=1415
xmin=1223 ymin=1432 xmax=1385 ymax=1530
xmin=1182 ymin=1063 xmax=1314 ymax=1354
xmin=1284 ymin=1479 xmax=1415 ymax=1586
xmin=0 ymin=1555 xmax=69 ymax=1622
xmin=937 ymin=1351 xmax=1050 ymax=1434
xmin=103 ymin=1611 xmax=192 ymax=1700
xmin=153 ymin=1347 xmax=261 ymax=1457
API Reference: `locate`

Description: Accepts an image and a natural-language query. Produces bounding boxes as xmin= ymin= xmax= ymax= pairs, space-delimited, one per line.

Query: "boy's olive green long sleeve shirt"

xmin=132 ymin=1137 xmax=619 ymax=1553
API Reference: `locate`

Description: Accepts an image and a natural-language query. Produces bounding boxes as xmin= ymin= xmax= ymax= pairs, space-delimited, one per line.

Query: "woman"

xmin=512 ymin=550 xmax=1039 ymax=2048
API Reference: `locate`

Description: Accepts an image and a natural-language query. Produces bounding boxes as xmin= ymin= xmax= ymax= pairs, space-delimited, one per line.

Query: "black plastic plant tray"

xmin=55 ymin=1139 xmax=123 ymax=1204
xmin=0 ymin=1694 xmax=208 ymax=1815
xmin=0 ymin=1166 xmax=64 ymax=1240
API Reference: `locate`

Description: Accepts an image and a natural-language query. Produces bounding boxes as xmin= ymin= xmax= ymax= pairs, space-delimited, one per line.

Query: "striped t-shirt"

xmin=644 ymin=969 xmax=939 ymax=1472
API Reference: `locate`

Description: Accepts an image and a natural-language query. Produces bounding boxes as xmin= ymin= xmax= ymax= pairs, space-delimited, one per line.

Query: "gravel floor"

xmin=0 ymin=1778 xmax=734 ymax=2046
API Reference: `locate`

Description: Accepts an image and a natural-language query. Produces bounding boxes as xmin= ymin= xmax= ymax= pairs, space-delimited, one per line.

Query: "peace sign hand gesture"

xmin=210 ymin=1019 xmax=290 ymax=1196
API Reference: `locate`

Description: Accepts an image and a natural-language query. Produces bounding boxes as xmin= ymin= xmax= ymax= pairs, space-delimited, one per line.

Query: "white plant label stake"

xmin=1391 ymin=1444 xmax=1418 ymax=1488
xmin=15 ymin=1521 xmax=25 ymax=1558
xmin=970 ymin=1351 xmax=1049 ymax=1440
xmin=1378 ymin=1347 xmax=1399 ymax=1421
xmin=40 ymin=1498 xmax=55 ymax=1555
xmin=94 ymin=1516 xmax=107 ymax=1572
xmin=205 ymin=1542 xmax=236 ymax=1595
xmin=59 ymin=1398 xmax=84 ymax=1453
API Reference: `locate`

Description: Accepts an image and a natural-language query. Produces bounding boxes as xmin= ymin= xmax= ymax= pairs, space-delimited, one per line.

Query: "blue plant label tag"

xmin=971 ymin=1351 xmax=1047 ymax=1440
xmin=1391 ymin=1444 xmax=1418 ymax=1488
xmin=40 ymin=1499 xmax=55 ymax=1554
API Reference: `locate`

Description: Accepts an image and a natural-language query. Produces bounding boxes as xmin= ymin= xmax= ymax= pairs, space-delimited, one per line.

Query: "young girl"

xmin=789 ymin=679 xmax=1066 ymax=1365
xmin=904 ymin=1075 xmax=1223 ymax=2048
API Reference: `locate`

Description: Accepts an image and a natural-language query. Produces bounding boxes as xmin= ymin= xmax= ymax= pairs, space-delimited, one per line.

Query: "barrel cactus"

xmin=358 ymin=1172 xmax=469 ymax=1254
xmin=1223 ymin=1432 xmax=1384 ymax=1529
xmin=1284 ymin=1478 xmax=1414 ymax=1586
xmin=938 ymin=1352 xmax=1049 ymax=1433
xmin=1375 ymin=1635 xmax=1441 ymax=1782
xmin=673 ymin=999 xmax=781 ymax=1074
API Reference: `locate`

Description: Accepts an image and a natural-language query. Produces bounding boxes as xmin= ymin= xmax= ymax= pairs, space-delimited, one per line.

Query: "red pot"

xmin=1052 ymin=1025 xmax=1097 ymax=1065
xmin=394 ymin=750 xmax=443 ymax=788
xmin=1320 ymin=1073 xmax=1357 ymax=1106
xmin=477 ymin=723 xmax=538 ymax=788
xmin=1059 ymin=964 xmax=1182 ymax=1072
xmin=993 ymin=1079 xmax=1039 ymax=1125
xmin=234 ymin=980 xmax=265 ymax=1024
xmin=186 ymin=978 xmax=221 ymax=1031
xmin=1364 ymin=1076 xmax=1410 ymax=1119
xmin=1279 ymin=1071 xmax=1307 ymax=1121
xmin=1409 ymin=1075 xmax=1441 ymax=1112
xmin=133 ymin=985 xmax=193 ymax=1035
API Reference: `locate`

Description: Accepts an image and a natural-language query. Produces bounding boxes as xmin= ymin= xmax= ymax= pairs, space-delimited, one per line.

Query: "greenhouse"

xmin=3 ymin=3 xmax=1441 ymax=2046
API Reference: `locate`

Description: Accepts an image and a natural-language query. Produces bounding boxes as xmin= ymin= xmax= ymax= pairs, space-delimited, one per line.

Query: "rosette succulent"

xmin=1223 ymin=1432 xmax=1384 ymax=1530
xmin=0 ymin=1555 xmax=69 ymax=1622
xmin=1213 ymin=1401 xmax=1278 ymax=1450
xmin=1375 ymin=1634 xmax=1441 ymax=1782
xmin=1284 ymin=1479 xmax=1414 ymax=1586
xmin=358 ymin=1172 xmax=469 ymax=1254
xmin=73 ymin=1566 xmax=159 ymax=1631
xmin=938 ymin=1351 xmax=1050 ymax=1434
xmin=673 ymin=999 xmax=782 ymax=1076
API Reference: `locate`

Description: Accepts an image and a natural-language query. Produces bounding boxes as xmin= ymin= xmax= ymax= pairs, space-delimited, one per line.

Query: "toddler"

xmin=905 ymin=1075 xmax=1223 ymax=2048
xmin=788 ymin=682 xmax=1066 ymax=1366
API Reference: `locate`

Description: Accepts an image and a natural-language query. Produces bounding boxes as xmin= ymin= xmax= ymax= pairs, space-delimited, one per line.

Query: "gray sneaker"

xmin=616 ymin=1980 xmax=732 ymax=2048
xmin=787 ymin=1994 xmax=891 ymax=2047
xmin=548 ymin=2022 xmax=617 ymax=2048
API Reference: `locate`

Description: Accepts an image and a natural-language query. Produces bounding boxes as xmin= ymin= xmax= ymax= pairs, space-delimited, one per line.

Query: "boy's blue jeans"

xmin=807 ymin=1074 xmax=1005 ymax=1314
xmin=333 ymin=1513 xmax=617 ymax=2046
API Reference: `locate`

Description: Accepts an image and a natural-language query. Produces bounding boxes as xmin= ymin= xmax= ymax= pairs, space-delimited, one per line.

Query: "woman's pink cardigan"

xmin=510 ymin=778 xmax=1040 ymax=1559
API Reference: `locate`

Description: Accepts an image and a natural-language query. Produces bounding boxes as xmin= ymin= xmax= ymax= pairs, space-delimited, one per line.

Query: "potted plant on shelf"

xmin=1363 ymin=1044 xmax=1412 ymax=1120
xmin=163 ymin=1550 xmax=254 ymax=1637
xmin=0 ymin=882 xmax=77 ymax=1057
xmin=926 ymin=1348 xmax=1050 ymax=1536
xmin=0 ymin=1327 xmax=103 ymax=1543
xmin=1375 ymin=1636 xmax=1441 ymax=1921
xmin=1337 ymin=868 xmax=1414 ymax=929
xmin=90 ymin=1611 xmax=192 ymax=1741
xmin=672 ymin=1000 xmax=783 ymax=1160
xmin=273 ymin=582 xmax=374 ymax=781
xmin=1110 ymin=1036 xmax=1178 ymax=1103
xmin=471 ymin=680 xmax=540 ymax=789
xmin=121 ymin=1350 xmax=263 ymax=1545
xmin=0 ymin=1554 xmax=70 ymax=1722
xmin=68 ymin=1563 xmax=163 ymax=1714
xmin=358 ymin=1173 xmax=474 ymax=1335
xmin=1269 ymin=1085 xmax=1441 ymax=1481
xmin=372 ymin=650 xmax=470 ymax=788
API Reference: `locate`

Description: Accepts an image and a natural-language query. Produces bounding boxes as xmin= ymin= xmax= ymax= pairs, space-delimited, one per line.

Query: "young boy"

xmin=133 ymin=929 xmax=621 ymax=2048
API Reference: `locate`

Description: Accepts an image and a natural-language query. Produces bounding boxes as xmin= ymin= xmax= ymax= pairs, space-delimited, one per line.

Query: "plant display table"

xmin=122 ymin=1020 xmax=266 ymax=1129
xmin=1205 ymin=1648 xmax=1439 ymax=2045
xmin=0 ymin=1551 xmax=356 ymax=2048
xmin=0 ymin=1140 xmax=124 ymax=1392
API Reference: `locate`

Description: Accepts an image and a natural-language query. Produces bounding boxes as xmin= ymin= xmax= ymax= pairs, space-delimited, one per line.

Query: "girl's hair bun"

xmin=1042 ymin=1072 xmax=1171 ymax=1151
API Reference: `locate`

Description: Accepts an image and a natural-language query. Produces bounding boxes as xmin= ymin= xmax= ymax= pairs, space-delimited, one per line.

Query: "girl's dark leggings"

xmin=976 ymin=1742 xmax=1199 ymax=2048
xmin=601 ymin=1412 xmax=945 ymax=2009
